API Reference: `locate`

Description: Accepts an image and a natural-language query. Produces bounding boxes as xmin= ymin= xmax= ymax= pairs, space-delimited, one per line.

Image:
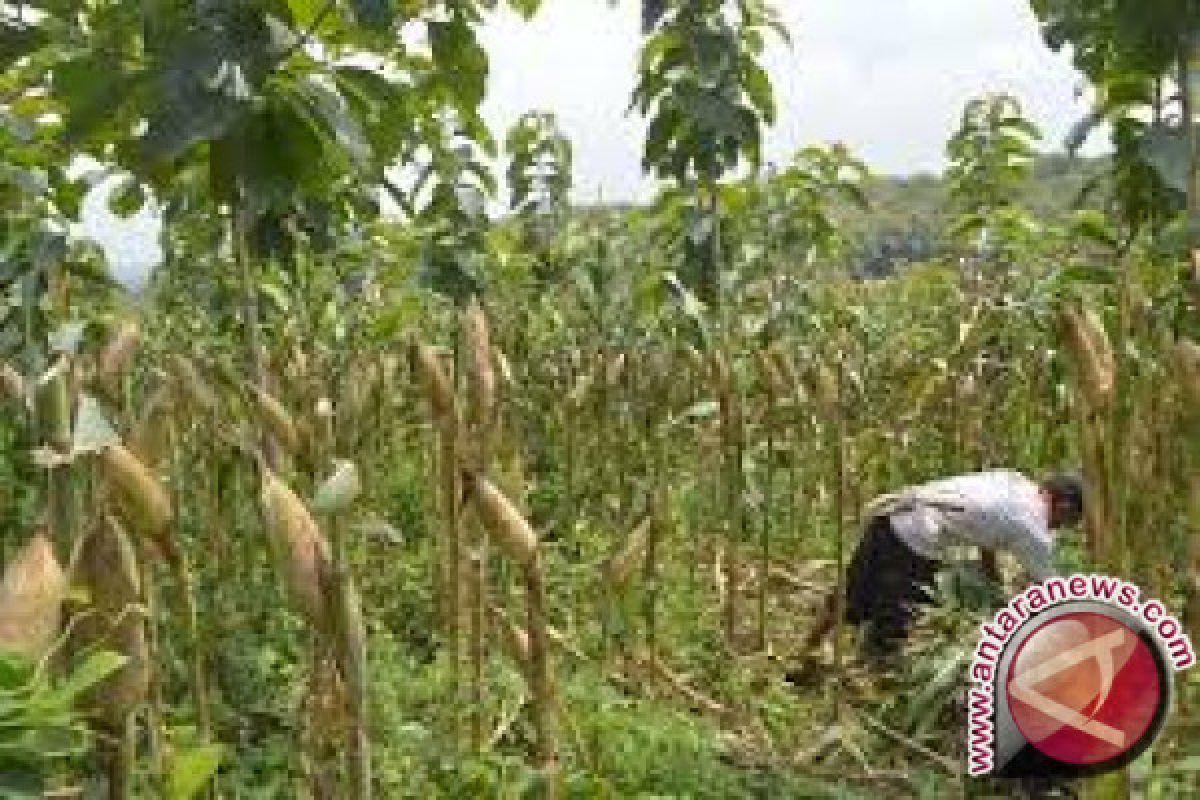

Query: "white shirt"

xmin=866 ymin=470 xmax=1055 ymax=580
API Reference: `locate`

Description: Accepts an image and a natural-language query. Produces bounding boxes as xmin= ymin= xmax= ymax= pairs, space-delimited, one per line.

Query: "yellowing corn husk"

xmin=336 ymin=578 xmax=368 ymax=717
xmin=260 ymin=468 xmax=332 ymax=631
xmin=0 ymin=531 xmax=65 ymax=661
xmin=1175 ymin=339 xmax=1200 ymax=406
xmin=1060 ymin=306 xmax=1115 ymax=410
xmin=470 ymin=475 xmax=538 ymax=568
xmin=0 ymin=362 xmax=24 ymax=406
xmin=605 ymin=516 xmax=653 ymax=589
xmin=809 ymin=363 xmax=838 ymax=415
xmin=414 ymin=344 xmax=458 ymax=425
xmin=129 ymin=383 xmax=175 ymax=468
xmin=252 ymin=385 xmax=300 ymax=454
xmin=463 ymin=299 xmax=495 ymax=429
xmin=341 ymin=361 xmax=379 ymax=424
xmin=97 ymin=321 xmax=139 ymax=389
xmin=69 ymin=518 xmax=149 ymax=729
xmin=99 ymin=444 xmax=174 ymax=561
xmin=490 ymin=606 xmax=531 ymax=666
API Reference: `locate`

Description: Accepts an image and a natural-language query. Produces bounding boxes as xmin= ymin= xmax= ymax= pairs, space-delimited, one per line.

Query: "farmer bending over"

xmin=793 ymin=470 xmax=1083 ymax=676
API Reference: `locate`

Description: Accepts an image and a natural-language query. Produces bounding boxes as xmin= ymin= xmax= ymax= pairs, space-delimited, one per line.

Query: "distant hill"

xmin=845 ymin=153 xmax=1109 ymax=276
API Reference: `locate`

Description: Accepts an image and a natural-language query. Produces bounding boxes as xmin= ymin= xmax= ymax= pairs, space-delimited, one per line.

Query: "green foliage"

xmin=506 ymin=111 xmax=573 ymax=220
xmin=0 ymin=649 xmax=126 ymax=796
xmin=1030 ymin=0 xmax=1196 ymax=241
xmin=945 ymin=94 xmax=1041 ymax=222
xmin=632 ymin=0 xmax=787 ymax=183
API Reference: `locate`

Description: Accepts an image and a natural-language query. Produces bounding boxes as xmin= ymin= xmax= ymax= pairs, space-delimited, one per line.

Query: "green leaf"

xmin=0 ymin=769 xmax=43 ymax=799
xmin=1049 ymin=264 xmax=1116 ymax=287
xmin=58 ymin=651 xmax=127 ymax=699
xmin=507 ymin=0 xmax=542 ymax=20
xmin=166 ymin=743 xmax=224 ymax=800
xmin=430 ymin=17 xmax=488 ymax=114
xmin=742 ymin=61 xmax=775 ymax=125
xmin=108 ymin=177 xmax=146 ymax=218
xmin=350 ymin=0 xmax=394 ymax=30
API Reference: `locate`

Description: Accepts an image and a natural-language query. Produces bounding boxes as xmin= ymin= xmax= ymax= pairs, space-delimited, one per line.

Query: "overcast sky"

xmin=481 ymin=0 xmax=1100 ymax=203
xmin=83 ymin=0 xmax=1103 ymax=283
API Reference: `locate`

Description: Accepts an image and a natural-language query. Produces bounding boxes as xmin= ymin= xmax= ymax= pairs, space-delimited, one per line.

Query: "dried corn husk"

xmin=99 ymin=444 xmax=174 ymax=561
xmin=252 ymin=385 xmax=300 ymax=454
xmin=414 ymin=344 xmax=458 ymax=426
xmin=69 ymin=517 xmax=149 ymax=729
xmin=1060 ymin=305 xmax=1115 ymax=409
xmin=809 ymin=363 xmax=838 ymax=415
xmin=129 ymin=383 xmax=175 ymax=468
xmin=469 ymin=474 xmax=538 ymax=567
xmin=1175 ymin=339 xmax=1200 ymax=406
xmin=463 ymin=299 xmax=495 ymax=429
xmin=341 ymin=361 xmax=379 ymax=425
xmin=336 ymin=577 xmax=367 ymax=717
xmin=260 ymin=468 xmax=332 ymax=631
xmin=0 ymin=531 xmax=65 ymax=661
xmin=490 ymin=605 xmax=531 ymax=666
xmin=97 ymin=321 xmax=139 ymax=389
xmin=606 ymin=516 xmax=653 ymax=589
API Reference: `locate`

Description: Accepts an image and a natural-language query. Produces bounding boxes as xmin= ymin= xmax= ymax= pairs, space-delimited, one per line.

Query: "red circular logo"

xmin=1006 ymin=612 xmax=1162 ymax=766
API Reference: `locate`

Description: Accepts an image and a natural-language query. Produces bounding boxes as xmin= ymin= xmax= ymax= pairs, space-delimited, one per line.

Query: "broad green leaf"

xmin=350 ymin=0 xmax=394 ymax=30
xmin=507 ymin=0 xmax=542 ymax=20
xmin=107 ymin=177 xmax=145 ymax=218
xmin=57 ymin=651 xmax=127 ymax=699
xmin=166 ymin=743 xmax=223 ymax=800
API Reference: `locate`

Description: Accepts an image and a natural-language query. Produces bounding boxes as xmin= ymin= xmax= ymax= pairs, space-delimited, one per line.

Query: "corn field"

xmin=2 ymin=1 xmax=1200 ymax=798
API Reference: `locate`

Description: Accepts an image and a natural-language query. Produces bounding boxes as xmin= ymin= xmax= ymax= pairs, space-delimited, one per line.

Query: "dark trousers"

xmin=845 ymin=514 xmax=940 ymax=660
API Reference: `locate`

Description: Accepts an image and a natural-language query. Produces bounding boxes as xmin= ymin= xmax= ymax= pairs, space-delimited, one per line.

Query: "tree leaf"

xmin=507 ymin=0 xmax=543 ymax=20
xmin=350 ymin=0 xmax=394 ymax=30
xmin=107 ymin=177 xmax=146 ymax=218
xmin=58 ymin=650 xmax=127 ymax=699
xmin=166 ymin=743 xmax=224 ymax=800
